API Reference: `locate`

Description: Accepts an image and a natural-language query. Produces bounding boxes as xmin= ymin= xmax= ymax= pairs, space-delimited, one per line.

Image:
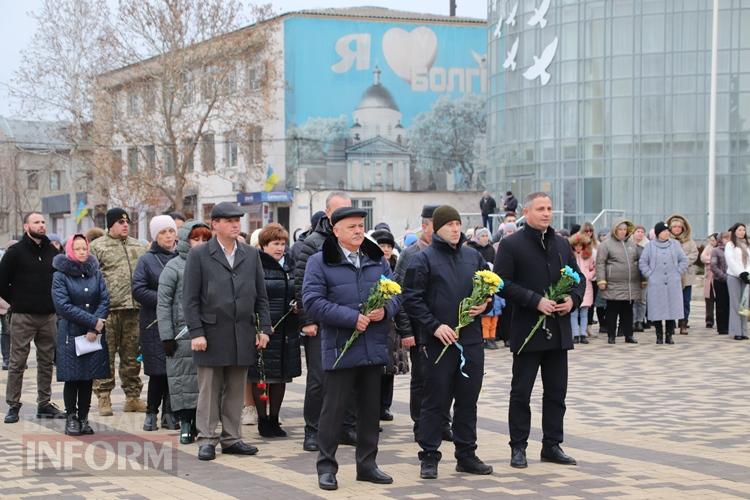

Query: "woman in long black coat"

xmin=132 ymin=215 xmax=178 ymax=431
xmin=247 ymin=223 xmax=300 ymax=437
xmin=52 ymin=234 xmax=109 ymax=436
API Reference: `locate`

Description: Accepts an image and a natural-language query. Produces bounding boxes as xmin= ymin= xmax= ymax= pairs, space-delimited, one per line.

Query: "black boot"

xmin=269 ymin=415 xmax=287 ymax=437
xmin=655 ymin=322 xmax=663 ymax=344
xmin=79 ymin=412 xmax=94 ymax=435
xmin=143 ymin=412 xmax=158 ymax=431
xmin=180 ymin=417 xmax=194 ymax=444
xmin=160 ymin=396 xmax=179 ymax=430
xmin=678 ymin=319 xmax=688 ymax=335
xmin=65 ymin=412 xmax=82 ymax=436
xmin=665 ymin=323 xmax=675 ymax=344
xmin=258 ymin=415 xmax=275 ymax=438
xmin=607 ymin=335 xmax=616 ymax=344
xmin=419 ymin=451 xmax=441 ymax=479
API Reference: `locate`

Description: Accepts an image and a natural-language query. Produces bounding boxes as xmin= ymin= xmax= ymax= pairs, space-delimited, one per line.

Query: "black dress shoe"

xmin=303 ymin=433 xmax=319 ymax=451
xmin=633 ymin=322 xmax=644 ymax=332
xmin=625 ymin=337 xmax=638 ymax=344
xmin=607 ymin=337 xmax=616 ymax=344
xmin=380 ymin=408 xmax=394 ymax=421
xmin=222 ymin=441 xmax=259 ymax=455
xmin=198 ymin=444 xmax=216 ymax=461
xmin=356 ymin=467 xmax=393 ymax=484
xmin=579 ymin=337 xmax=589 ymax=344
xmin=541 ymin=444 xmax=577 ymax=465
xmin=37 ymin=402 xmax=66 ymax=419
xmin=503 ymin=340 xmax=510 ymax=348
xmin=318 ymin=472 xmax=338 ymax=490
xmin=339 ymin=429 xmax=357 ymax=446
xmin=4 ymin=405 xmax=20 ymax=424
xmin=510 ymin=447 xmax=527 ymax=468
xmin=456 ymin=455 xmax=493 ymax=475
xmin=573 ymin=336 xmax=580 ymax=344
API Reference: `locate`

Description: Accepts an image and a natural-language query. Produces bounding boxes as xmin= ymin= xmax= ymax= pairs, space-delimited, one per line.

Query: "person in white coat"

xmin=724 ymin=223 xmax=750 ymax=340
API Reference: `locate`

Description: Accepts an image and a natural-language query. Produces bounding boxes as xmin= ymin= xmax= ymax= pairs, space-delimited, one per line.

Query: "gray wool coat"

xmin=157 ymin=220 xmax=207 ymax=411
xmin=183 ymin=236 xmax=272 ymax=367
xmin=639 ymin=238 xmax=688 ymax=321
xmin=596 ymin=220 xmax=643 ymax=302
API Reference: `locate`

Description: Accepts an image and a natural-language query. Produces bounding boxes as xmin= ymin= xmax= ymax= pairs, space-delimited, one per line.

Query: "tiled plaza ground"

xmin=1 ymin=297 xmax=748 ymax=499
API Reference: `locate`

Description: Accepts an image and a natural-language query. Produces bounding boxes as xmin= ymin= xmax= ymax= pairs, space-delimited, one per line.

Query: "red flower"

xmin=256 ymin=381 xmax=267 ymax=389
xmin=259 ymin=393 xmax=269 ymax=401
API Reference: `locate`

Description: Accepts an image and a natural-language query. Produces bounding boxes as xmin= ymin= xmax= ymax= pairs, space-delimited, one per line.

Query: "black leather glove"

xmin=162 ymin=339 xmax=177 ymax=357
xmin=740 ymin=272 xmax=750 ymax=284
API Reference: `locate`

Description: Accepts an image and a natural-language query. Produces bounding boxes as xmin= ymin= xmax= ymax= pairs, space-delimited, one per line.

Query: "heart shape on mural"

xmin=382 ymin=27 xmax=438 ymax=83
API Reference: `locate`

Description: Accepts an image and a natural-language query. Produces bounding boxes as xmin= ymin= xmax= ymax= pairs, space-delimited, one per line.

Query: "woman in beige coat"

xmin=665 ymin=215 xmax=699 ymax=334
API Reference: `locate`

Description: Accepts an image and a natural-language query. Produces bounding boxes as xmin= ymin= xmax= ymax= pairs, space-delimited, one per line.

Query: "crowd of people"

xmin=0 ymin=190 xmax=748 ymax=490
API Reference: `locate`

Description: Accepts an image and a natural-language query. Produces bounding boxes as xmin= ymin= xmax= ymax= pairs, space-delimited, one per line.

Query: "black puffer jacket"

xmin=132 ymin=242 xmax=177 ymax=376
xmin=293 ymin=216 xmax=333 ymax=326
xmin=248 ymin=251 xmax=301 ymax=382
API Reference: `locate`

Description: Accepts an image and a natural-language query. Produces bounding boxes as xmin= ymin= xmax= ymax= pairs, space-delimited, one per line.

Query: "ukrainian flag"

xmin=262 ymin=165 xmax=279 ymax=192
xmin=74 ymin=200 xmax=89 ymax=224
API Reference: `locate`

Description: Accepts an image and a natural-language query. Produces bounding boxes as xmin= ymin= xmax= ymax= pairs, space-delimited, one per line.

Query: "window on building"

xmin=223 ymin=63 xmax=237 ymax=95
xmin=182 ymin=139 xmax=195 ymax=172
xmin=246 ymin=126 xmax=262 ymax=165
xmin=246 ymin=60 xmax=265 ymax=91
xmin=142 ymin=83 xmax=156 ymax=113
xmin=201 ymin=65 xmax=218 ymax=100
xmin=0 ymin=211 xmax=7 ymax=232
xmin=127 ymin=89 xmax=139 ymax=117
xmin=351 ymin=198 xmax=374 ymax=230
xmin=201 ymin=133 xmax=215 ymax=172
xmin=225 ymin=131 xmax=238 ymax=168
xmin=181 ymin=72 xmax=194 ymax=105
xmin=111 ymin=150 xmax=123 ymax=176
xmin=164 ymin=147 xmax=175 ymax=173
xmin=50 ymin=170 xmax=62 ymax=191
xmin=127 ymin=147 xmax=138 ymax=174
xmin=27 ymin=170 xmax=39 ymax=190
xmin=145 ymin=145 xmax=156 ymax=169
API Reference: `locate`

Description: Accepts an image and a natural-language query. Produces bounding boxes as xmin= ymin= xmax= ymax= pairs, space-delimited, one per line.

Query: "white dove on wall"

xmin=505 ymin=2 xmax=518 ymax=26
xmin=503 ymin=37 xmax=519 ymax=71
xmin=528 ymin=0 xmax=551 ymax=29
xmin=493 ymin=20 xmax=502 ymax=39
xmin=522 ymin=37 xmax=559 ymax=85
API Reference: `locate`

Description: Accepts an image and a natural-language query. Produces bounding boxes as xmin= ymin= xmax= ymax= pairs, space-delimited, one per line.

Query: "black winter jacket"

xmin=248 ymin=251 xmax=301 ymax=382
xmin=494 ymin=225 xmax=585 ymax=353
xmin=293 ymin=216 xmax=333 ymax=326
xmin=467 ymin=240 xmax=496 ymax=265
xmin=0 ymin=233 xmax=58 ymax=314
xmin=132 ymin=242 xmax=177 ymax=376
xmin=402 ymin=234 xmax=487 ymax=347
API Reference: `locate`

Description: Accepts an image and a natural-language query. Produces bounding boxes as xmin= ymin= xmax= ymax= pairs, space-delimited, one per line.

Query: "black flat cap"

xmin=331 ymin=207 xmax=367 ymax=226
xmin=421 ymin=205 xmax=440 ymax=219
xmin=211 ymin=202 xmax=245 ymax=219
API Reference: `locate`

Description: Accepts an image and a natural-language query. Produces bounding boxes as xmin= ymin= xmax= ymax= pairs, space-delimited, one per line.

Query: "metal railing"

xmin=590 ymin=209 xmax=626 ymax=232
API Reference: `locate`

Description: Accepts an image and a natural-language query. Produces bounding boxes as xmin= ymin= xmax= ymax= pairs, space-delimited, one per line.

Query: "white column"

xmin=707 ymin=0 xmax=719 ymax=233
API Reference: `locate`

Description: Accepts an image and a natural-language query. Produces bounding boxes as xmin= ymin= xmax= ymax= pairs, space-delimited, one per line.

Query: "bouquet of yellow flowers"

xmin=435 ymin=270 xmax=503 ymax=366
xmin=332 ymin=275 xmax=402 ymax=368
xmin=517 ymin=265 xmax=581 ymax=354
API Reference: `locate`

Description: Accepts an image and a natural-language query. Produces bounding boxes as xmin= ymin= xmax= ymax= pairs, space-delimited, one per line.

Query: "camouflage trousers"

xmin=93 ymin=309 xmax=143 ymax=398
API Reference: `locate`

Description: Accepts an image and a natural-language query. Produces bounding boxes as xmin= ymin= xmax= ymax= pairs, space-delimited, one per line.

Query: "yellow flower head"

xmin=379 ymin=277 xmax=402 ymax=297
xmin=475 ymin=270 xmax=503 ymax=291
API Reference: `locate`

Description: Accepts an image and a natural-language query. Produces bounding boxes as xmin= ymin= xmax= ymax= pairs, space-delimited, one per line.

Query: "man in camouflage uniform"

xmin=90 ymin=208 xmax=148 ymax=415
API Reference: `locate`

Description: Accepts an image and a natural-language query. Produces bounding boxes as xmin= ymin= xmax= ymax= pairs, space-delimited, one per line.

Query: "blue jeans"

xmin=682 ymin=286 xmax=692 ymax=323
xmin=570 ymin=306 xmax=589 ymax=338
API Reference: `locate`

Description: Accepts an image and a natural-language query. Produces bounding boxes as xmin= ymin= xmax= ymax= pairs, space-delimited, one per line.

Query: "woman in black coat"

xmin=247 ymin=223 xmax=300 ymax=437
xmin=132 ymin=216 xmax=178 ymax=431
xmin=52 ymin=234 xmax=109 ymax=436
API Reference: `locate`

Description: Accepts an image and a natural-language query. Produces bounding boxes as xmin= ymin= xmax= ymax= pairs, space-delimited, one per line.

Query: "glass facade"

xmin=486 ymin=0 xmax=750 ymax=235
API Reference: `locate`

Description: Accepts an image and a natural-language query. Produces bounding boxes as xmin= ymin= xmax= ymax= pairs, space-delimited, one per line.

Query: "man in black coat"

xmin=494 ymin=192 xmax=585 ymax=469
xmin=393 ymin=204 xmax=453 ymax=442
xmin=292 ymin=191 xmax=356 ymax=452
xmin=403 ymin=205 xmax=493 ymax=480
xmin=183 ymin=202 xmax=272 ymax=461
xmin=503 ymin=191 xmax=519 ymax=214
xmin=479 ymin=191 xmax=497 ymax=232
xmin=0 ymin=212 xmax=65 ymax=423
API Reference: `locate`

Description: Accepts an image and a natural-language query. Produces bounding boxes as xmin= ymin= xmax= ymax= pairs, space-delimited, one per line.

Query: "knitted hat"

xmin=371 ymin=229 xmax=395 ymax=247
xmin=431 ymin=205 xmax=461 ymax=233
xmin=106 ymin=207 xmax=130 ymax=229
xmin=149 ymin=215 xmax=177 ymax=241
xmin=654 ymin=221 xmax=669 ymax=237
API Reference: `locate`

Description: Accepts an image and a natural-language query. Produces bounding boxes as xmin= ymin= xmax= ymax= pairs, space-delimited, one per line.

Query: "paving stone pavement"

xmin=1 ymin=298 xmax=749 ymax=499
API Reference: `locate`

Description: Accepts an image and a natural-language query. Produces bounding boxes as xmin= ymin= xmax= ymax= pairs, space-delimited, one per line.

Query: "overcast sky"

xmin=0 ymin=0 xmax=487 ymax=119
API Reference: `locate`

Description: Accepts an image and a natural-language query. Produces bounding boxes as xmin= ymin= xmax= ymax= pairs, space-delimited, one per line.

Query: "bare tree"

xmin=14 ymin=0 xmax=278 ymax=215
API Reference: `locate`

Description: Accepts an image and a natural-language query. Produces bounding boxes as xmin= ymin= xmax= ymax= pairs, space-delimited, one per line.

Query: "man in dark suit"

xmin=183 ymin=202 xmax=272 ymax=461
xmin=494 ymin=192 xmax=585 ymax=469
xmin=302 ymin=207 xmax=400 ymax=491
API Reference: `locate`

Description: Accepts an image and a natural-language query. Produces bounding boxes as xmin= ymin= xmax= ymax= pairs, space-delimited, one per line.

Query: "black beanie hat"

xmin=432 ymin=205 xmax=461 ymax=233
xmin=371 ymin=229 xmax=395 ymax=248
xmin=106 ymin=208 xmax=130 ymax=229
xmin=654 ymin=221 xmax=669 ymax=237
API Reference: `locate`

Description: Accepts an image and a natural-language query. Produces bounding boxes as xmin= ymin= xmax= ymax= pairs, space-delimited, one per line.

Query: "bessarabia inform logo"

xmin=23 ymin=434 xmax=178 ymax=475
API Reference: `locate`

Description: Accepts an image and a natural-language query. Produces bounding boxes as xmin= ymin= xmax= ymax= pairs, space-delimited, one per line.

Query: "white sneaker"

xmin=241 ymin=405 xmax=258 ymax=425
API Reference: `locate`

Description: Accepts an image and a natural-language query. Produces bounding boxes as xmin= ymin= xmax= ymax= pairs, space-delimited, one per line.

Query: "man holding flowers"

xmin=302 ymin=207 xmax=401 ymax=491
xmin=402 ymin=205 xmax=494 ymax=480
xmin=494 ymin=192 xmax=585 ymax=469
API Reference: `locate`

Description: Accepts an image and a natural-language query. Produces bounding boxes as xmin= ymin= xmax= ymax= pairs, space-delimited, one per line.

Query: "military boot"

xmin=98 ymin=393 xmax=113 ymax=417
xmin=123 ymin=397 xmax=147 ymax=413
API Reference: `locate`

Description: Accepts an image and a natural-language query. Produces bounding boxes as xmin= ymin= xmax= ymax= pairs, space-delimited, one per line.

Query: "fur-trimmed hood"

xmin=176 ymin=219 xmax=210 ymax=259
xmin=53 ymin=253 xmax=99 ymax=276
xmin=665 ymin=214 xmax=693 ymax=243
xmin=322 ymin=234 xmax=384 ymax=266
xmin=609 ymin=219 xmax=636 ymax=241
